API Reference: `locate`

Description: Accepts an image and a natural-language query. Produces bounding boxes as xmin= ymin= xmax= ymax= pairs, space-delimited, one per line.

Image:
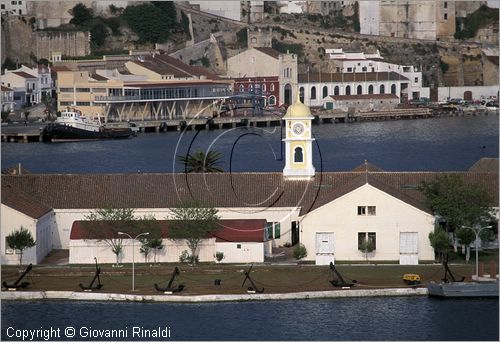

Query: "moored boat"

xmin=427 ymin=281 xmax=499 ymax=298
xmin=42 ymin=108 xmax=134 ymax=142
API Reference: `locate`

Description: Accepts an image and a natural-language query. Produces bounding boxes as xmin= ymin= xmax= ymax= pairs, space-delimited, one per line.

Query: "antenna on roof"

xmin=365 ymin=159 xmax=368 ymax=183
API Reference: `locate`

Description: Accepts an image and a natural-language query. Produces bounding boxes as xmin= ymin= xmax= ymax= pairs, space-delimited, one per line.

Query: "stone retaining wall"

xmin=1 ymin=288 xmax=428 ymax=303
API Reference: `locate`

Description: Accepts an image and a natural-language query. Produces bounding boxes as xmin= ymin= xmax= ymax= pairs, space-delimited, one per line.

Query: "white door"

xmin=400 ymin=232 xmax=418 ymax=265
xmin=315 ymin=232 xmax=335 ymax=265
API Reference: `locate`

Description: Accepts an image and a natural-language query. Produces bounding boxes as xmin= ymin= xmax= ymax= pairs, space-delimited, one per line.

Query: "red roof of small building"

xmin=13 ymin=71 xmax=37 ymax=79
xmin=330 ymin=94 xmax=399 ymax=100
xmin=70 ymin=219 xmax=266 ymax=243
xmin=254 ymin=47 xmax=281 ymax=59
xmin=1 ymin=85 xmax=13 ymax=91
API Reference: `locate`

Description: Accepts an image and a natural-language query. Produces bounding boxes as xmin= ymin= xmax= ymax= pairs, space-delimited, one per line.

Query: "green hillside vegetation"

xmin=455 ymin=5 xmax=499 ymax=40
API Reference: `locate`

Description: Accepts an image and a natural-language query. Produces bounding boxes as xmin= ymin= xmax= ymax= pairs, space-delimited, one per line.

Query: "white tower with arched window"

xmin=282 ymin=95 xmax=315 ymax=179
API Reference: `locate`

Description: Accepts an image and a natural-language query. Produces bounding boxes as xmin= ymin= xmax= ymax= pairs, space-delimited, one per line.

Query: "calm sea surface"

xmin=1 ymin=297 xmax=498 ymax=341
xmin=1 ymin=115 xmax=498 ymax=173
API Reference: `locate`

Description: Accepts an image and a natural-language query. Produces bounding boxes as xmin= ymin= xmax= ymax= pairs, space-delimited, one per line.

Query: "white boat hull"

xmin=427 ymin=281 xmax=499 ymax=298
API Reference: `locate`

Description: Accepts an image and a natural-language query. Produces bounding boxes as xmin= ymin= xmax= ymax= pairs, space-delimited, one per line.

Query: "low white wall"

xmin=421 ymin=86 xmax=499 ymax=101
xmin=216 ymin=242 xmax=264 ymax=263
xmin=1 ymin=205 xmax=38 ymax=265
xmin=69 ymin=239 xmax=217 ymax=264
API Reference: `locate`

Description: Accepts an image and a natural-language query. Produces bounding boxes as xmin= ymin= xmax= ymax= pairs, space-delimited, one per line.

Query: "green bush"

xmin=293 ymin=243 xmax=307 ymax=260
xmin=179 ymin=250 xmax=199 ymax=264
xmin=123 ymin=3 xmax=177 ymax=43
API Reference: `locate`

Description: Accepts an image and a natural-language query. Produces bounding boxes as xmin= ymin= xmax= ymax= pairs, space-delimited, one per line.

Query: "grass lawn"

xmin=2 ymin=256 xmax=497 ymax=295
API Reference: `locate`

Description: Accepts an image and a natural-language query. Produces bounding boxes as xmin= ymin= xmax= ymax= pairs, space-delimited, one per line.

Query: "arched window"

xmin=391 ymin=84 xmax=397 ymax=95
xmin=294 ymin=147 xmax=304 ymax=163
xmin=334 ymin=86 xmax=339 ymax=96
xmin=262 ymin=84 xmax=266 ymax=92
xmin=270 ymin=83 xmax=275 ymax=91
xmin=322 ymin=86 xmax=328 ymax=98
xmin=299 ymin=87 xmax=305 ymax=102
xmin=380 ymin=84 xmax=385 ymax=94
xmin=357 ymin=85 xmax=362 ymax=95
xmin=368 ymin=85 xmax=374 ymax=94
xmin=239 ymin=84 xmax=244 ymax=92
xmin=311 ymin=86 xmax=317 ymax=100
xmin=345 ymin=85 xmax=351 ymax=95
xmin=249 ymin=84 xmax=253 ymax=92
xmin=268 ymin=95 xmax=276 ymax=106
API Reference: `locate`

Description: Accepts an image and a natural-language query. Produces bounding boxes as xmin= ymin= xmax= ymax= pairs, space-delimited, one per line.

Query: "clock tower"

xmin=282 ymin=95 xmax=315 ymax=179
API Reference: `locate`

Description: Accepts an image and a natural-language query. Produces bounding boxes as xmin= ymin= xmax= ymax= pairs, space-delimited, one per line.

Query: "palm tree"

xmin=177 ymin=150 xmax=224 ymax=173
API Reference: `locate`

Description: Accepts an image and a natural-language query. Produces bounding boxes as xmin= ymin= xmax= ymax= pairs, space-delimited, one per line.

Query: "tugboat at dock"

xmin=42 ymin=108 xmax=134 ymax=142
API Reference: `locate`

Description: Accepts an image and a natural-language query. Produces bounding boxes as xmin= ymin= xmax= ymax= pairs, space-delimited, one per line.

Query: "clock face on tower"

xmin=292 ymin=123 xmax=305 ymax=136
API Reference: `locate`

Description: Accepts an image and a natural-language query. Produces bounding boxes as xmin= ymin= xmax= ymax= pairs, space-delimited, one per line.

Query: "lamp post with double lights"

xmin=460 ymin=225 xmax=492 ymax=280
xmin=118 ymin=231 xmax=149 ymax=291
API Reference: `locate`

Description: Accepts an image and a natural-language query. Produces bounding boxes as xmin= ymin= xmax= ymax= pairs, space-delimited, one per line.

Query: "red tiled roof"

xmin=124 ymin=80 xmax=232 ymax=88
xmin=1 ymin=183 xmax=52 ymax=219
xmin=91 ymin=73 xmax=109 ymax=81
xmin=2 ymin=170 xmax=498 ymax=216
xmin=70 ymin=219 xmax=265 ymax=242
xmin=129 ymin=54 xmax=219 ymax=80
xmin=298 ymin=71 xmax=409 ymax=83
xmin=13 ymin=71 xmax=37 ymax=79
xmin=468 ymin=158 xmax=499 ymax=174
xmin=351 ymin=162 xmax=384 ymax=172
xmin=254 ymin=47 xmax=281 ymax=59
xmin=330 ymin=94 xmax=399 ymax=100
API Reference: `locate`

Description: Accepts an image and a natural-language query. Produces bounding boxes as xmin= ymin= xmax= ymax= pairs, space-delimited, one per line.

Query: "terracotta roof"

xmin=1 ymin=183 xmax=52 ymax=219
xmin=91 ymin=73 xmax=108 ymax=81
xmin=129 ymin=54 xmax=219 ymax=80
xmin=51 ymin=66 xmax=72 ymax=72
xmin=70 ymin=219 xmax=265 ymax=242
xmin=2 ymin=171 xmax=498 ymax=216
xmin=124 ymin=80 xmax=232 ymax=88
xmin=468 ymin=158 xmax=499 ymax=174
xmin=298 ymin=71 xmax=408 ymax=83
xmin=1 ymin=85 xmax=13 ymax=91
xmin=254 ymin=47 xmax=281 ymax=59
xmin=352 ymin=162 xmax=384 ymax=172
xmin=13 ymin=71 xmax=37 ymax=79
xmin=330 ymin=94 xmax=399 ymax=100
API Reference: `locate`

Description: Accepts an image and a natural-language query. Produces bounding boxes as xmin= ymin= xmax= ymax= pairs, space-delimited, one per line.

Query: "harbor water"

xmin=1 ymin=115 xmax=498 ymax=173
xmin=1 ymin=297 xmax=498 ymax=340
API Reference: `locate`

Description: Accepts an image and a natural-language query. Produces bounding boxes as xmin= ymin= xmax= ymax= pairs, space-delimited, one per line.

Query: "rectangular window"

xmin=414 ymin=77 xmax=418 ymax=83
xmin=59 ymin=101 xmax=74 ymax=106
xmin=1 ymin=4 xmax=5 ymax=9
xmin=236 ymin=244 xmax=241 ymax=249
xmin=357 ymin=206 xmax=366 ymax=215
xmin=368 ymin=232 xmax=377 ymax=249
xmin=274 ymin=223 xmax=281 ymax=239
xmin=358 ymin=232 xmax=377 ymax=250
xmin=347 ymin=67 xmax=353 ymax=72
xmin=444 ymin=2 xmax=447 ymax=8
xmin=368 ymin=206 xmax=376 ymax=216
xmin=75 ymin=102 xmax=90 ymax=106
xmin=266 ymin=222 xmax=273 ymax=240
xmin=444 ymin=13 xmax=447 ymax=20
xmin=59 ymin=88 xmax=74 ymax=92
xmin=76 ymin=88 xmax=90 ymax=92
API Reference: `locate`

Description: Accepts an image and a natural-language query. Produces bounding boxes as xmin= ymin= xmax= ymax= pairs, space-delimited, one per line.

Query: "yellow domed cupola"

xmin=282 ymin=94 xmax=315 ymax=180
xmin=283 ymin=94 xmax=314 ymax=119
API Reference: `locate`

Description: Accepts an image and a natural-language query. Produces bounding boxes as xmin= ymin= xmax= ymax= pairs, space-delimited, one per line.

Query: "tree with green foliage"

xmin=420 ymin=174 xmax=495 ymax=247
xmin=456 ymin=227 xmax=476 ymax=263
xmin=454 ymin=5 xmax=499 ymax=40
xmin=177 ymin=150 xmax=224 ymax=173
xmin=147 ymin=237 xmax=164 ymax=264
xmin=359 ymin=239 xmax=374 ymax=263
xmin=168 ymin=201 xmax=220 ymax=265
xmin=428 ymin=227 xmax=451 ymax=262
xmin=293 ymin=243 xmax=307 ymax=260
xmin=236 ymin=28 xmax=248 ymax=48
xmin=6 ymin=227 xmax=36 ymax=265
xmin=123 ymin=3 xmax=177 ymax=44
xmin=181 ymin=11 xmax=191 ymax=40
xmin=83 ymin=208 xmax=160 ymax=266
xmin=69 ymin=3 xmax=93 ymax=26
xmin=90 ymin=22 xmax=108 ymax=47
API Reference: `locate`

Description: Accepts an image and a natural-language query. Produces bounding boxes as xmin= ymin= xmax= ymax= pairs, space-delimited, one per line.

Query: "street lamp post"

xmin=118 ymin=231 xmax=149 ymax=291
xmin=461 ymin=225 xmax=492 ymax=280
